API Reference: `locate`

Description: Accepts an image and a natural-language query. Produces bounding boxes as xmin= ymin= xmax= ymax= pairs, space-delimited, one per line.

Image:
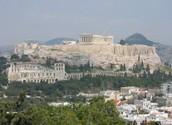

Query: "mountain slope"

xmin=125 ymin=33 xmax=154 ymax=46
xmin=125 ymin=33 xmax=172 ymax=65
xmin=0 ymin=45 xmax=13 ymax=56
xmin=44 ymin=38 xmax=76 ymax=45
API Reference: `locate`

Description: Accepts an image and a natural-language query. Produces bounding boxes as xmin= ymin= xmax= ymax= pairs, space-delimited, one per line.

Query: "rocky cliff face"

xmin=125 ymin=33 xmax=172 ymax=65
xmin=14 ymin=43 xmax=161 ymax=69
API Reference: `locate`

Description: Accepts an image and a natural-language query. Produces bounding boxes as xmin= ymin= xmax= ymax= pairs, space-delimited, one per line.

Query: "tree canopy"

xmin=0 ymin=94 xmax=125 ymax=125
xmin=119 ymin=39 xmax=126 ymax=45
xmin=11 ymin=54 xmax=20 ymax=61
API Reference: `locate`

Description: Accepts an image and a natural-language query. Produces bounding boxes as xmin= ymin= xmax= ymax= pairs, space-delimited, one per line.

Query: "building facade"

xmin=161 ymin=82 xmax=172 ymax=97
xmin=121 ymin=86 xmax=139 ymax=96
xmin=134 ymin=99 xmax=158 ymax=110
xmin=7 ymin=62 xmax=68 ymax=83
xmin=7 ymin=62 xmax=136 ymax=84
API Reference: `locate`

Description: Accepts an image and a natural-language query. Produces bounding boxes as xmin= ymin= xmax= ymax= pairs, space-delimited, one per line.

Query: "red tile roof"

xmin=113 ymin=99 xmax=125 ymax=106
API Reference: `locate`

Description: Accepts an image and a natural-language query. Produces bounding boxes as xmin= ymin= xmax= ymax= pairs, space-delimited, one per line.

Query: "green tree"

xmin=138 ymin=54 xmax=141 ymax=62
xmin=0 ymin=73 xmax=8 ymax=85
xmin=0 ymin=56 xmax=7 ymax=65
xmin=119 ymin=39 xmax=126 ymax=45
xmin=141 ymin=61 xmax=144 ymax=68
xmin=169 ymin=71 xmax=172 ymax=77
xmin=11 ymin=54 xmax=20 ymax=61
xmin=120 ymin=64 xmax=126 ymax=71
xmin=124 ymin=63 xmax=126 ymax=70
xmin=0 ymin=91 xmax=28 ymax=125
xmin=146 ymin=64 xmax=150 ymax=72
xmin=0 ymin=95 xmax=125 ymax=125
xmin=20 ymin=55 xmax=30 ymax=62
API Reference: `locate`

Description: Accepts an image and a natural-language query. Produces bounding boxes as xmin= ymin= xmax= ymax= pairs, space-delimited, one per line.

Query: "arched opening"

xmin=40 ymin=79 xmax=43 ymax=83
xmin=23 ymin=80 xmax=26 ymax=83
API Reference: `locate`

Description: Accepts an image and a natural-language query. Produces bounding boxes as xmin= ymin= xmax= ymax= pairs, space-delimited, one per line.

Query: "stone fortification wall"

xmin=114 ymin=45 xmax=156 ymax=56
xmin=51 ymin=44 xmax=114 ymax=54
xmin=14 ymin=43 xmax=156 ymax=56
xmin=49 ymin=44 xmax=155 ymax=56
xmin=7 ymin=62 xmax=68 ymax=83
xmin=7 ymin=62 xmax=137 ymax=83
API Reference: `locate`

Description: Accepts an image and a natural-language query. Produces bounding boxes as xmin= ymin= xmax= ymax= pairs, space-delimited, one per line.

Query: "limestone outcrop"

xmin=13 ymin=42 xmax=161 ymax=69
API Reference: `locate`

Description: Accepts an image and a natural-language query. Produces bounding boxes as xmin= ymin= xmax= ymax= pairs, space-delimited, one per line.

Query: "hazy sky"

xmin=0 ymin=0 xmax=172 ymax=46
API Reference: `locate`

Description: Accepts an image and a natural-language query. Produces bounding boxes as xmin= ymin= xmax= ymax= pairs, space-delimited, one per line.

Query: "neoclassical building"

xmin=7 ymin=62 xmax=68 ymax=83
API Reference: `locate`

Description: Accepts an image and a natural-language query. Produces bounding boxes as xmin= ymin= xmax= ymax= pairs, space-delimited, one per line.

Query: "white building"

xmin=48 ymin=102 xmax=70 ymax=106
xmin=121 ymin=86 xmax=139 ymax=96
xmin=161 ymin=82 xmax=172 ymax=97
xmin=63 ymin=41 xmax=77 ymax=45
xmin=99 ymin=90 xmax=121 ymax=101
xmin=134 ymin=99 xmax=158 ymax=110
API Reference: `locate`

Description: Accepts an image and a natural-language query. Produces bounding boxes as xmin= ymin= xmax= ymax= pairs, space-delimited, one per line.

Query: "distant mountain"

xmin=125 ymin=33 xmax=172 ymax=65
xmin=44 ymin=38 xmax=77 ymax=45
xmin=0 ymin=45 xmax=13 ymax=56
xmin=125 ymin=33 xmax=154 ymax=46
xmin=23 ymin=40 xmax=41 ymax=44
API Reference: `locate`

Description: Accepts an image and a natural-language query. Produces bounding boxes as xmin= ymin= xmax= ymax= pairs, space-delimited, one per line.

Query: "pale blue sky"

xmin=0 ymin=0 xmax=172 ymax=45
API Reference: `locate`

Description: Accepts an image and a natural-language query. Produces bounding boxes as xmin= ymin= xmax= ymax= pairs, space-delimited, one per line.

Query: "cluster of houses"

xmin=98 ymin=84 xmax=172 ymax=124
xmin=49 ymin=84 xmax=172 ymax=124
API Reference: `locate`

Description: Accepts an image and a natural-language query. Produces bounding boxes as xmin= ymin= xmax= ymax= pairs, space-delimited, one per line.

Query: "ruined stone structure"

xmin=7 ymin=62 xmax=135 ymax=83
xmin=79 ymin=33 xmax=113 ymax=45
xmin=7 ymin=62 xmax=68 ymax=83
xmin=14 ymin=42 xmax=40 ymax=55
xmin=13 ymin=34 xmax=161 ymax=69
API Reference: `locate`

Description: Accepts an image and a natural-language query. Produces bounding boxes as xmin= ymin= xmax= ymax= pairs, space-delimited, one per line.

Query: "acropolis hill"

xmin=13 ymin=33 xmax=161 ymax=69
